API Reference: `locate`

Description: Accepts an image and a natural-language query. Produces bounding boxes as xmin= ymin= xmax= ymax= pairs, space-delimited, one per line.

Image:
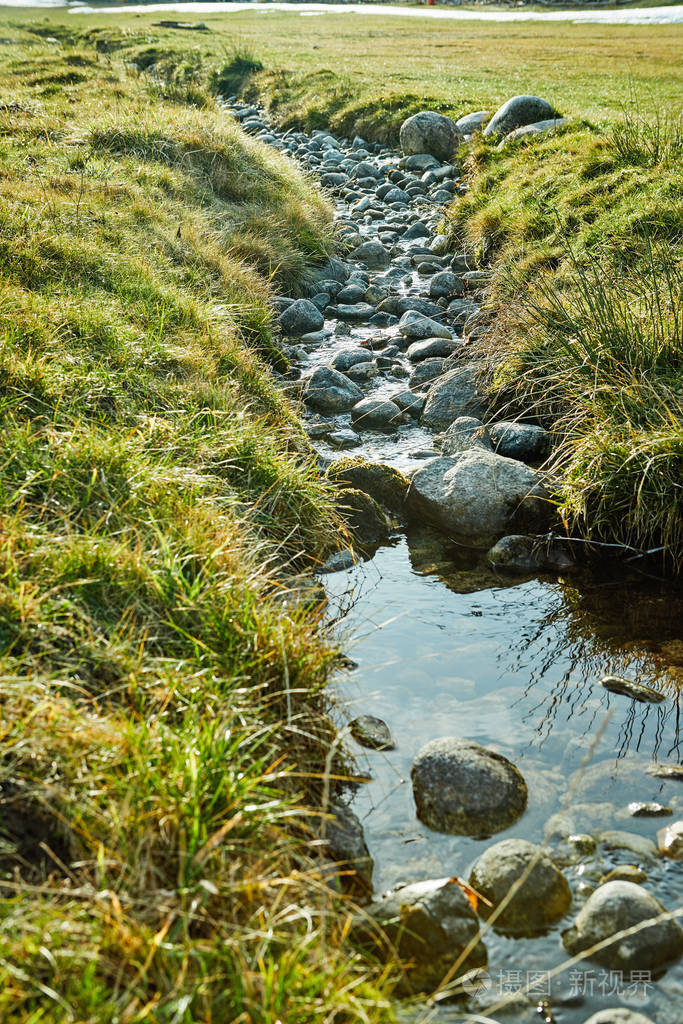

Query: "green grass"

xmin=0 ymin=29 xmax=396 ymax=1024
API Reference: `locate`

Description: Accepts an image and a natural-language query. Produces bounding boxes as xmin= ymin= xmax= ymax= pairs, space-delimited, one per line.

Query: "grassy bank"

xmin=0 ymin=29 xmax=395 ymax=1023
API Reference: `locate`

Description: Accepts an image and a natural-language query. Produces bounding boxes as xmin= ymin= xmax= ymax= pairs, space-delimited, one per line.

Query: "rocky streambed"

xmin=225 ymin=97 xmax=683 ymax=1024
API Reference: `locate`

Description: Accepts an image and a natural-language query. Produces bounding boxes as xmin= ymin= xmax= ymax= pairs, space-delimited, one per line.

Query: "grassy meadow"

xmin=0 ymin=5 xmax=681 ymax=1021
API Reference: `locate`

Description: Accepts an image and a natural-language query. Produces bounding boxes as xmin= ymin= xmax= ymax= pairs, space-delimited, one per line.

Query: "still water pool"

xmin=323 ymin=529 xmax=683 ymax=1023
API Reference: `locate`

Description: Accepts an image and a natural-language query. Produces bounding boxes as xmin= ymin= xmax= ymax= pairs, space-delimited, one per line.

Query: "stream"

xmin=226 ymin=99 xmax=683 ymax=1024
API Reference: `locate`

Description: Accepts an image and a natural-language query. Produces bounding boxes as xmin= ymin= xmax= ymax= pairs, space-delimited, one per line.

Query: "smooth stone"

xmin=562 ymin=880 xmax=683 ymax=971
xmin=500 ymin=117 xmax=569 ymax=147
xmin=310 ymin=291 xmax=330 ymax=311
xmin=599 ymin=830 xmax=658 ymax=862
xmin=403 ymin=221 xmax=430 ymax=240
xmin=350 ymin=160 xmax=381 ymax=180
xmin=280 ymin=298 xmax=324 ymax=338
xmin=345 ymin=360 xmax=378 ymax=383
xmin=628 ymin=801 xmax=673 ymax=817
xmin=349 ymin=240 xmax=389 ymax=268
xmin=350 ymin=397 xmax=403 ymax=433
xmin=336 ymin=302 xmax=376 ymax=322
xmin=601 ymin=675 xmax=666 ymax=704
xmin=409 ymin=358 xmax=448 ymax=391
xmin=327 ymin=457 xmax=410 ymax=515
xmin=349 ymin=715 xmax=395 ymax=751
xmin=430 ymin=270 xmax=464 ymax=299
xmin=489 ymin=420 xmax=551 ymax=462
xmin=455 ymin=109 xmax=491 ymax=134
xmin=395 ymin=296 xmax=443 ymax=318
xmin=336 ymin=283 xmax=366 ymax=304
xmin=305 ymin=419 xmax=333 ymax=439
xmin=582 ymin=1012 xmax=656 ymax=1024
xmin=354 ymin=877 xmax=487 ymax=993
xmin=487 ymin=534 xmax=574 ymax=573
xmin=322 ymin=801 xmax=373 ymax=896
xmin=438 ymin=416 xmax=492 ymax=456
xmin=406 ymin=337 xmax=461 ymax=362
xmin=303 ymin=367 xmax=363 ymax=413
xmin=398 ymin=310 xmax=451 ymax=341
xmin=402 ymin=153 xmax=440 ymax=172
xmin=411 ymin=736 xmax=527 ymax=836
xmin=601 ymin=866 xmax=648 ymax=885
xmin=406 ymin=450 xmax=551 ymax=545
xmin=328 ymin=429 xmax=362 ymax=450
xmin=330 ymin=348 xmax=373 ymax=372
xmin=399 ymin=110 xmax=461 ymax=162
xmin=391 ymin=390 xmax=425 ymax=417
xmin=647 ymin=763 xmax=683 ymax=781
xmin=421 ymin=366 xmax=487 ymax=428
xmin=469 ymin=838 xmax=571 ymax=936
xmin=658 ymin=821 xmax=683 ymax=859
xmin=483 ymin=95 xmax=557 ymax=138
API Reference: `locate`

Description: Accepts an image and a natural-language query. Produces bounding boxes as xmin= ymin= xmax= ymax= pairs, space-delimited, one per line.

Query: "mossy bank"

xmin=0 ymin=29 xmax=395 ymax=1024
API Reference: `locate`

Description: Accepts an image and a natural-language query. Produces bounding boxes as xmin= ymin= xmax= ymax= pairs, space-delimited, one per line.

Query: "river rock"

xmin=336 ymin=302 xmax=376 ymax=322
xmin=350 ymin=397 xmax=403 ymax=432
xmin=345 ymin=360 xmax=378 ymax=384
xmin=469 ymin=838 xmax=571 ymax=935
xmin=455 ymin=109 xmax=491 ymax=135
xmin=599 ymin=830 xmax=658 ymax=862
xmin=487 ymin=534 xmax=574 ymax=573
xmin=328 ymin=428 xmax=361 ymax=450
xmin=399 ymin=110 xmax=461 ymax=162
xmin=406 ymin=337 xmax=461 ymax=362
xmin=421 ymin=366 xmax=487 ymax=428
xmin=601 ymin=675 xmax=666 ymax=704
xmin=500 ymin=117 xmax=569 ymax=147
xmin=438 ymin=416 xmax=492 ymax=456
xmin=489 ymin=421 xmax=551 ymax=462
xmin=429 ymin=270 xmax=464 ymax=299
xmin=582 ymin=1012 xmax=656 ymax=1024
xmin=303 ymin=367 xmax=363 ymax=412
xmin=327 ymin=458 xmax=410 ymax=515
xmin=411 ymin=737 xmax=527 ymax=836
xmin=483 ymin=95 xmax=557 ymax=139
xmin=398 ymin=310 xmax=451 ymax=341
xmin=337 ymin=488 xmax=391 ymax=548
xmin=354 ymin=876 xmax=487 ymax=993
xmin=409 ymin=358 xmax=448 ymax=391
xmin=280 ymin=298 xmax=324 ymax=337
xmin=349 ymin=715 xmax=395 ymax=751
xmin=330 ymin=347 xmax=373 ymax=372
xmin=627 ymin=801 xmax=672 ymax=817
xmin=647 ymin=763 xmax=683 ymax=781
xmin=336 ymin=282 xmax=366 ymax=304
xmin=562 ymin=880 xmax=683 ymax=970
xmin=406 ymin=450 xmax=551 ymax=545
xmin=658 ymin=821 xmax=683 ymax=859
xmin=350 ymin=240 xmax=389 ymax=268
xmin=323 ymin=800 xmax=373 ymax=895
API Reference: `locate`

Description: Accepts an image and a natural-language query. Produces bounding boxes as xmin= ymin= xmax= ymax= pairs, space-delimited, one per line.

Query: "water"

xmin=9 ymin=0 xmax=683 ymax=26
xmin=324 ymin=532 xmax=683 ymax=1022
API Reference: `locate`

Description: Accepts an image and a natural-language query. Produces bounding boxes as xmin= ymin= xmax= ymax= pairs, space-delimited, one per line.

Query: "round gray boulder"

xmin=411 ymin=737 xmax=528 ymax=836
xmin=351 ymin=397 xmax=403 ymax=433
xmin=399 ymin=310 xmax=451 ymax=341
xmin=420 ymin=366 xmax=487 ymax=428
xmin=406 ymin=449 xmax=552 ymax=545
xmin=483 ymin=95 xmax=557 ymax=138
xmin=469 ymin=838 xmax=572 ymax=936
xmin=438 ymin=416 xmax=492 ymax=456
xmin=562 ymin=880 xmax=683 ymax=971
xmin=280 ymin=298 xmax=324 ymax=337
xmin=400 ymin=110 xmax=461 ymax=162
xmin=303 ymin=367 xmax=362 ymax=413
xmin=489 ymin=420 xmax=551 ymax=462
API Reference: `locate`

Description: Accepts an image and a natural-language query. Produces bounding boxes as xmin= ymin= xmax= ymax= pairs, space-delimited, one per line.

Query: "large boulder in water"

xmin=405 ymin=449 xmax=552 ymax=546
xmin=469 ymin=838 xmax=572 ymax=936
xmin=400 ymin=110 xmax=461 ymax=161
xmin=483 ymin=95 xmax=557 ymax=138
xmin=562 ymin=880 xmax=683 ymax=971
xmin=411 ymin=737 xmax=527 ymax=836
xmin=353 ymin=876 xmax=487 ymax=993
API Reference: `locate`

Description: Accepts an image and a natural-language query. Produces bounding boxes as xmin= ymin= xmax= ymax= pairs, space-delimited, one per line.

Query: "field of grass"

xmin=0 ymin=25 xmax=397 ymax=1024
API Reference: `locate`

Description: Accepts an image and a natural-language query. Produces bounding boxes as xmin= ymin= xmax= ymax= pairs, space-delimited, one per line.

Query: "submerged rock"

xmin=349 ymin=715 xmax=395 ymax=751
xmin=399 ymin=110 xmax=461 ymax=161
xmin=336 ymin=488 xmax=391 ymax=549
xmin=322 ymin=801 xmax=373 ymax=896
xmin=487 ymin=534 xmax=574 ymax=573
xmin=562 ymin=880 xmax=683 ymax=971
xmin=469 ymin=838 xmax=571 ymax=936
xmin=601 ymin=675 xmax=666 ymax=704
xmin=411 ymin=737 xmax=527 ymax=836
xmin=406 ymin=450 xmax=552 ymax=546
xmin=354 ymin=876 xmax=487 ymax=993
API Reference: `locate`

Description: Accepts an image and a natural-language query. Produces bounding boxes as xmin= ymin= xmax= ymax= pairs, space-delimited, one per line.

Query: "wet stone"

xmin=601 ymin=675 xmax=666 ymax=704
xmin=349 ymin=715 xmax=395 ymax=751
xmin=330 ymin=348 xmax=373 ymax=372
xmin=411 ymin=736 xmax=528 ymax=836
xmin=303 ymin=367 xmax=362 ymax=413
xmin=335 ymin=302 xmax=376 ymax=322
xmin=627 ymin=801 xmax=673 ymax=817
xmin=328 ymin=429 xmax=361 ymax=450
xmin=489 ymin=420 xmax=551 ymax=462
xmin=398 ymin=310 xmax=451 ymax=341
xmin=322 ymin=800 xmax=373 ymax=897
xmin=600 ymin=866 xmax=649 ymax=885
xmin=658 ymin=820 xmax=683 ymax=859
xmin=406 ymin=337 xmax=461 ymax=362
xmin=279 ymin=298 xmax=324 ymax=338
xmin=327 ymin=458 xmax=410 ymax=516
xmin=350 ymin=397 xmax=403 ymax=433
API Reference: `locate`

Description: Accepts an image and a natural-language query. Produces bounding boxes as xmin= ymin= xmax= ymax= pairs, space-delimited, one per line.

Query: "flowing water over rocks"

xmin=226 ymin=98 xmax=683 ymax=1024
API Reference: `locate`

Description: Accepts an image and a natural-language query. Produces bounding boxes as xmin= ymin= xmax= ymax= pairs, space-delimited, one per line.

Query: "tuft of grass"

xmin=211 ymin=43 xmax=265 ymax=98
xmin=0 ymin=31 xmax=395 ymax=1024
